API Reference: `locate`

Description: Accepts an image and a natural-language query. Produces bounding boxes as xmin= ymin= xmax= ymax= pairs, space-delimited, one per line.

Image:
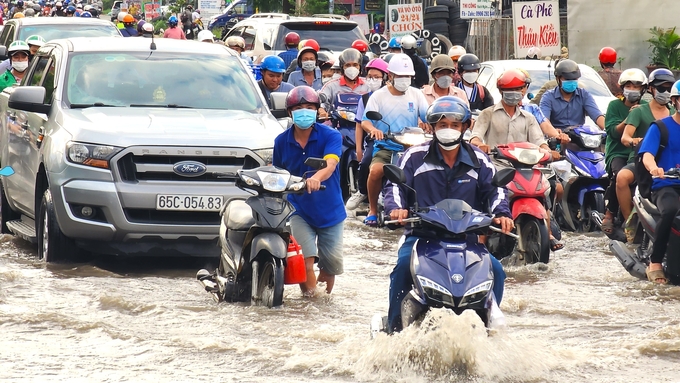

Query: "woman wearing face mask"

xmin=422 ymin=54 xmax=468 ymax=106
xmin=456 ymin=53 xmax=494 ymax=111
xmin=0 ymin=41 xmax=31 ymax=92
xmin=272 ymin=86 xmax=346 ymax=296
xmin=287 ymin=46 xmax=324 ymax=90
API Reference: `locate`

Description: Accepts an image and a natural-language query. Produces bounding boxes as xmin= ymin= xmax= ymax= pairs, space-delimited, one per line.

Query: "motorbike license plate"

xmin=156 ymin=195 xmax=224 ymax=211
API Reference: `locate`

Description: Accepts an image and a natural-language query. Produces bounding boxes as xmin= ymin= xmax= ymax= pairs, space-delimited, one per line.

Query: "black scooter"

xmin=196 ymin=158 xmax=326 ymax=307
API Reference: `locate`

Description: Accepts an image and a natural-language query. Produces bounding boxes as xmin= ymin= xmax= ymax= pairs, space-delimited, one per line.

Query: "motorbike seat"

xmin=224 ymin=199 xmax=256 ymax=230
xmin=641 ymin=198 xmax=660 ymax=216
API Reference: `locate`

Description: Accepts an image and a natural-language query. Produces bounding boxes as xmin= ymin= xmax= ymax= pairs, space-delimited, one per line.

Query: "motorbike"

xmin=490 ymin=142 xmax=552 ymax=264
xmin=611 ymin=169 xmax=680 ymax=285
xmin=370 ymin=165 xmax=518 ymax=336
xmin=196 ymin=158 xmax=326 ymax=308
xmin=550 ymin=125 xmax=608 ymax=232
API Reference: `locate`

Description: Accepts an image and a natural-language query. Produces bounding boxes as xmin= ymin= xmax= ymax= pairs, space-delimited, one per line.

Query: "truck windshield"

xmin=65 ymin=52 xmax=265 ymax=112
xmin=18 ymin=24 xmax=121 ymax=41
xmin=275 ymin=22 xmax=364 ymax=52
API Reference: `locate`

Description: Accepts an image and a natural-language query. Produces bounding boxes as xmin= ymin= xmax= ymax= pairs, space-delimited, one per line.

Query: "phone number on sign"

xmin=156 ymin=195 xmax=224 ymax=211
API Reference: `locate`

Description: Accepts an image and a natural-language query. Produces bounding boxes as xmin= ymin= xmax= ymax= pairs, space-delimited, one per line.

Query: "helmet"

xmin=75 ymin=3 xmax=81 ymax=8
xmin=457 ymin=54 xmax=481 ymax=72
xmin=137 ymin=19 xmax=146 ymax=33
xmin=517 ymin=68 xmax=532 ymax=85
xmin=448 ymin=45 xmax=466 ymax=60
xmin=168 ymin=15 xmax=178 ymax=25
xmin=317 ymin=51 xmax=333 ymax=68
xmin=301 ymin=39 xmax=319 ymax=52
xmin=225 ymin=36 xmax=245 ymax=49
xmin=55 ymin=1 xmax=61 ymax=6
xmin=296 ymin=46 xmax=318 ymax=68
xmin=32 ymin=4 xmax=41 ymax=11
xmin=382 ymin=53 xmax=395 ymax=63
xmin=13 ymin=12 xmax=25 ymax=18
xmin=24 ymin=8 xmax=35 ymax=16
xmin=25 ymin=35 xmax=45 ymax=47
xmin=122 ymin=14 xmax=134 ymax=23
xmin=351 ymin=39 xmax=369 ymax=53
xmin=554 ymin=59 xmax=581 ymax=80
xmin=400 ymin=35 xmax=417 ymax=50
xmin=671 ymin=80 xmax=680 ymax=98
xmin=387 ymin=53 xmax=415 ymax=76
xmin=284 ymin=32 xmax=300 ymax=47
xmin=365 ymin=58 xmax=388 ymax=75
xmin=618 ymin=68 xmax=647 ymax=87
xmin=285 ymin=86 xmax=320 ymax=110
xmin=429 ymin=54 xmax=455 ymax=75
xmin=186 ymin=4 xmax=192 ymax=9
xmin=497 ymin=68 xmax=528 ymax=90
xmin=649 ymin=68 xmax=675 ymax=87
xmin=426 ymin=96 xmax=471 ymax=125
xmin=117 ymin=11 xmax=127 ymax=21
xmin=17 ymin=0 xmax=24 ymax=6
xmin=197 ymin=30 xmax=214 ymax=42
xmin=142 ymin=23 xmax=154 ymax=33
xmin=8 ymin=41 xmax=30 ymax=56
xmin=338 ymin=48 xmax=362 ymax=69
xmin=83 ymin=4 xmax=91 ymax=10
xmin=66 ymin=5 xmax=76 ymax=13
xmin=388 ymin=37 xmax=400 ymax=49
xmin=599 ymin=47 xmax=617 ymax=66
xmin=260 ymin=55 xmax=286 ymax=74
xmin=526 ymin=46 xmax=541 ymax=59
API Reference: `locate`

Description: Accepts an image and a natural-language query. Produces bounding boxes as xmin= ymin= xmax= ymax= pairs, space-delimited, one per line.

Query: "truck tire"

xmin=37 ymin=189 xmax=78 ymax=263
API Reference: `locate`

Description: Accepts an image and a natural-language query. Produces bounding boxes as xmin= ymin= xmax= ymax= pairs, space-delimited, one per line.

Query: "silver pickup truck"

xmin=0 ymin=37 xmax=283 ymax=262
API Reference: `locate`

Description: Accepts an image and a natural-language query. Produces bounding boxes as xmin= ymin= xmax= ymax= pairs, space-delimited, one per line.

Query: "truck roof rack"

xmin=249 ymin=13 xmax=291 ymax=20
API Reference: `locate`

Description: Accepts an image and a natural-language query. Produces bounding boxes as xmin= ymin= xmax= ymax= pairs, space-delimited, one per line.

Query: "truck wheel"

xmin=37 ymin=189 xmax=78 ymax=263
xmin=0 ymin=183 xmax=19 ymax=234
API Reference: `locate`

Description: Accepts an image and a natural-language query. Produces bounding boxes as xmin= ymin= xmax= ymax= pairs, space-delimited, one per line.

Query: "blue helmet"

xmin=426 ymin=96 xmax=471 ymax=125
xmin=388 ymin=37 xmax=401 ymax=49
xmin=80 ymin=11 xmax=91 ymax=17
xmin=260 ymin=55 xmax=286 ymax=74
xmin=649 ymin=68 xmax=675 ymax=87
xmin=168 ymin=15 xmax=178 ymax=26
xmin=671 ymin=80 xmax=680 ymax=98
xmin=66 ymin=5 xmax=76 ymax=13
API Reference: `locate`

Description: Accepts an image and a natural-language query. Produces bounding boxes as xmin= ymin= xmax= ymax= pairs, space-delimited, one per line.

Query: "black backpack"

xmin=635 ymin=119 xmax=669 ymax=199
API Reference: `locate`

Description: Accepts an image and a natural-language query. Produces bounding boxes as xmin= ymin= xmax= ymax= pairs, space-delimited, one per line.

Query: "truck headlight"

xmin=67 ymin=143 xmax=122 ymax=169
xmin=253 ymin=148 xmax=273 ymax=165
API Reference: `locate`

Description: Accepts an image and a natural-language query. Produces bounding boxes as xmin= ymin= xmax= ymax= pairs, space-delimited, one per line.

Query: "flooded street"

xmin=1 ymin=221 xmax=680 ymax=383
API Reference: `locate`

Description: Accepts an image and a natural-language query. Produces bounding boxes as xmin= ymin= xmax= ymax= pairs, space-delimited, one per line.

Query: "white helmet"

xmin=618 ymin=68 xmax=648 ymax=86
xmin=225 ymin=36 xmax=245 ymax=49
xmin=197 ymin=30 xmax=214 ymax=42
xmin=117 ymin=11 xmax=128 ymax=22
xmin=448 ymin=45 xmax=466 ymax=60
xmin=526 ymin=46 xmax=542 ymax=59
xmin=55 ymin=1 xmax=62 ymax=6
xmin=400 ymin=35 xmax=417 ymax=50
xmin=387 ymin=53 xmax=415 ymax=76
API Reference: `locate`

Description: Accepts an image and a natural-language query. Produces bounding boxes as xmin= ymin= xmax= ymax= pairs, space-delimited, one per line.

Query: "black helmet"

xmin=554 ymin=59 xmax=581 ymax=80
xmin=457 ymin=54 xmax=481 ymax=72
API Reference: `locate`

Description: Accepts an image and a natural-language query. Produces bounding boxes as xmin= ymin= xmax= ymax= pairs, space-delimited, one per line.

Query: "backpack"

xmin=180 ymin=11 xmax=189 ymax=23
xmin=635 ymin=119 xmax=669 ymax=199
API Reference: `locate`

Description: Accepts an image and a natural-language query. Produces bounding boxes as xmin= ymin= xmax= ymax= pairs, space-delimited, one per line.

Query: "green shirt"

xmin=604 ymin=98 xmax=634 ymax=171
xmin=0 ymin=70 xmax=17 ymax=92
xmin=626 ymin=103 xmax=675 ymax=162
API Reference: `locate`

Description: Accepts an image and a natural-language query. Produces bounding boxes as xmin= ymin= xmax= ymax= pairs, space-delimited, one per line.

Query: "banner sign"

xmin=387 ymin=3 xmax=423 ymax=39
xmin=198 ymin=0 xmax=221 ymax=19
xmin=143 ymin=1 xmax=160 ymax=20
xmin=513 ymin=0 xmax=561 ymax=57
xmin=349 ymin=14 xmax=370 ymax=35
xmin=460 ymin=0 xmax=496 ymax=19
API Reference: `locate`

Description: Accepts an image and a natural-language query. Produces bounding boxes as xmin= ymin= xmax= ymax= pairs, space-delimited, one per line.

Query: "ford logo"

xmin=173 ymin=161 xmax=207 ymax=177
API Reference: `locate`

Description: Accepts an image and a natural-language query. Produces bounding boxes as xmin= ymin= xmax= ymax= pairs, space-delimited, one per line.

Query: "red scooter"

xmin=491 ymin=142 xmax=552 ymax=264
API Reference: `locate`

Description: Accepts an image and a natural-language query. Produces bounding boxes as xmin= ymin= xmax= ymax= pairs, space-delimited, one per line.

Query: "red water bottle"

xmin=284 ymin=235 xmax=307 ymax=284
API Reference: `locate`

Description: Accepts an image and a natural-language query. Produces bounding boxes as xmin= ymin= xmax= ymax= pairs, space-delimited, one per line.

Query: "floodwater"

xmin=1 ymin=222 xmax=680 ymax=383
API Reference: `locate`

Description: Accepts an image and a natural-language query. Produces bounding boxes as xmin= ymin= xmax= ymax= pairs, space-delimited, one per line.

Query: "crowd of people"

xmin=0 ymin=0 xmax=103 ymax=20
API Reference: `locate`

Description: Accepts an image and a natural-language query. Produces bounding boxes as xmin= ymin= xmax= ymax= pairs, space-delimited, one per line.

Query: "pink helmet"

xmin=365 ymin=58 xmax=389 ymax=75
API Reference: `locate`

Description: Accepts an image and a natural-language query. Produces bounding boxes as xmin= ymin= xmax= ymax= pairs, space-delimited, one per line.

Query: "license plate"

xmin=156 ymin=195 xmax=224 ymax=211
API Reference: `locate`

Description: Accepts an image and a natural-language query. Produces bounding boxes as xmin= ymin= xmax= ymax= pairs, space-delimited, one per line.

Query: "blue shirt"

xmin=638 ymin=116 xmax=680 ymax=190
xmin=286 ymin=68 xmax=324 ymax=90
xmin=277 ymin=49 xmax=298 ymax=69
xmin=521 ymin=102 xmax=547 ymax=124
xmin=273 ymin=123 xmax=346 ymax=228
xmin=539 ymin=87 xmax=603 ymax=129
xmin=260 ymin=81 xmax=294 ymax=107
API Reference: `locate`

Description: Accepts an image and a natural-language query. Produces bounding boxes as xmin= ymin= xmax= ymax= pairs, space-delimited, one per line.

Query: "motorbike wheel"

xmin=520 ymin=216 xmax=550 ymax=264
xmin=582 ymin=193 xmax=606 ymax=232
xmin=257 ymin=258 xmax=284 ymax=308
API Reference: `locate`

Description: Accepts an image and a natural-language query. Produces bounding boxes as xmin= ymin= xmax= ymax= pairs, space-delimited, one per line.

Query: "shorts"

xmin=622 ymin=162 xmax=635 ymax=176
xmin=370 ymin=149 xmax=393 ymax=166
xmin=289 ymin=215 xmax=344 ymax=275
xmin=609 ymin=157 xmax=627 ymax=177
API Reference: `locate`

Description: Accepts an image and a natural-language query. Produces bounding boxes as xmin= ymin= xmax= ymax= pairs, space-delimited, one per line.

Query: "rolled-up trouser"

xmin=605 ymin=157 xmax=628 ymax=214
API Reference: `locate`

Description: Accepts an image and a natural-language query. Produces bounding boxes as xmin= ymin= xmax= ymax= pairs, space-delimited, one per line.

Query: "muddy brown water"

xmin=1 ymin=223 xmax=680 ymax=382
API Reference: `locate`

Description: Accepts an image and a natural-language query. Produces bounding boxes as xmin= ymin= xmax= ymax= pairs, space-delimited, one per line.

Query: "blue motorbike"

xmin=551 ymin=125 xmax=608 ymax=232
xmin=370 ymin=165 xmax=517 ymax=335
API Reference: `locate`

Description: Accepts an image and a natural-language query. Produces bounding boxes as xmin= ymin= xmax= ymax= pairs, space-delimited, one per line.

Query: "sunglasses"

xmin=656 ymin=85 xmax=673 ymax=93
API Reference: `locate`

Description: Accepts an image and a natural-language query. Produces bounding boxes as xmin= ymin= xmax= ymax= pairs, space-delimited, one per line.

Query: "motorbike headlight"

xmin=338 ymin=110 xmax=356 ymax=121
xmin=66 ymin=142 xmax=122 ymax=169
xmin=257 ymin=171 xmax=290 ymax=192
xmin=581 ymin=133 xmax=602 ymax=149
xmin=510 ymin=148 xmax=543 ymax=165
xmin=459 ymin=280 xmax=493 ymax=307
xmin=417 ymin=276 xmax=455 ymax=306
xmin=253 ymin=148 xmax=274 ymax=165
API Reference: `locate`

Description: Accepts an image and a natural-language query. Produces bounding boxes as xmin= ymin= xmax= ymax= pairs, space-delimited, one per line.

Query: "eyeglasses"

xmin=656 ymin=85 xmax=673 ymax=93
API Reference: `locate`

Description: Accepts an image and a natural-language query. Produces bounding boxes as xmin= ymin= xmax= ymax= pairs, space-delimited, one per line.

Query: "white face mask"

xmin=12 ymin=60 xmax=28 ymax=72
xmin=366 ymin=78 xmax=382 ymax=91
xmin=344 ymin=66 xmax=360 ymax=80
xmin=462 ymin=72 xmax=478 ymax=84
xmin=435 ymin=128 xmax=462 ymax=151
xmin=301 ymin=60 xmax=316 ymax=72
xmin=322 ymin=77 xmax=332 ymax=84
xmin=332 ymin=73 xmax=341 ymax=80
xmin=435 ymin=75 xmax=453 ymax=89
xmin=393 ymin=77 xmax=411 ymax=92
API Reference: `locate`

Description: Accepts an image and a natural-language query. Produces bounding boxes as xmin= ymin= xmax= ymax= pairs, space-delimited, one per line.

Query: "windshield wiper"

xmin=129 ymin=104 xmax=193 ymax=109
xmin=70 ymin=103 xmax=120 ymax=108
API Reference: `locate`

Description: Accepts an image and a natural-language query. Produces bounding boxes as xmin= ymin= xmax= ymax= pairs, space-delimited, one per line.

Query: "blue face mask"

xmin=291 ymin=109 xmax=317 ymax=129
xmin=561 ymin=80 xmax=578 ymax=93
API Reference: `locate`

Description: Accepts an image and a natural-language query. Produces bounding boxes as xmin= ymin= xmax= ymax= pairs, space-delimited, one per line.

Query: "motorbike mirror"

xmin=383 ymin=164 xmax=406 ymax=184
xmin=318 ymin=92 xmax=328 ymax=104
xmin=365 ymin=111 xmax=383 ymax=121
xmin=492 ymin=168 xmax=516 ymax=188
xmin=527 ymin=92 xmax=535 ymax=100
xmin=304 ymin=157 xmax=327 ymax=170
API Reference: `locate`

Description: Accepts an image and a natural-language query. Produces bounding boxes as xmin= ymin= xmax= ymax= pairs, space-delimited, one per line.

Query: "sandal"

xmin=646 ymin=266 xmax=668 ymax=285
xmin=363 ymin=215 xmax=378 ymax=227
xmin=550 ymin=238 xmax=564 ymax=252
xmin=601 ymin=215 xmax=615 ymax=235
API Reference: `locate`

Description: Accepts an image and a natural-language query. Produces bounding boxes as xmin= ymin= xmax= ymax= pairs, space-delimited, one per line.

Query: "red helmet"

xmin=497 ymin=69 xmax=528 ymax=90
xmin=351 ymin=39 xmax=369 ymax=53
xmin=302 ymin=39 xmax=320 ymax=52
xmin=285 ymin=86 xmax=320 ymax=110
xmin=284 ymin=32 xmax=300 ymax=47
xmin=599 ymin=47 xmax=617 ymax=66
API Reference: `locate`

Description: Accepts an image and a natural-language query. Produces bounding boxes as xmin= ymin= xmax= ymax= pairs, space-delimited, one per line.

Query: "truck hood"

xmin=58 ymin=108 xmax=284 ymax=149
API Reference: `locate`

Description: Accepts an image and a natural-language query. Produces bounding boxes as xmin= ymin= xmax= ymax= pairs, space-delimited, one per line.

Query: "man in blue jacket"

xmin=383 ymin=96 xmax=514 ymax=333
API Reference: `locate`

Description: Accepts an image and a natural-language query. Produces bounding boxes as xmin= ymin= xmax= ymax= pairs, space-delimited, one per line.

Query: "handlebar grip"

xmin=319 ymin=185 xmax=326 ymax=190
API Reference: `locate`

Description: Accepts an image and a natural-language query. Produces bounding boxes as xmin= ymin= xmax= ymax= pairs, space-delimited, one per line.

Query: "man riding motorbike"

xmin=257 ymin=55 xmax=294 ymax=108
xmin=597 ymin=47 xmax=623 ymax=97
xmin=399 ymin=34 xmax=429 ymax=89
xmin=286 ymin=46 xmax=323 ymax=90
xmin=384 ymin=96 xmax=513 ymax=333
xmin=456 ymin=54 xmax=494 ymax=111
xmin=422 ymin=54 xmax=468 ymax=105
xmin=318 ymin=48 xmax=370 ymax=119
